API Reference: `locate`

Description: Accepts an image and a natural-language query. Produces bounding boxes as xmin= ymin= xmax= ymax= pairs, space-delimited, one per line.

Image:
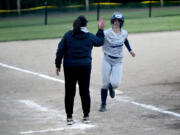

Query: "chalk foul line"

xmin=0 ymin=62 xmax=64 ymax=83
xmin=18 ymin=99 xmax=96 ymax=134
xmin=1 ymin=62 xmax=180 ymax=118
xmin=1 ymin=62 xmax=180 ymax=134
xmin=115 ymin=97 xmax=180 ymax=118
xmin=20 ymin=122 xmax=95 ymax=134
xmin=18 ymin=99 xmax=95 ymax=134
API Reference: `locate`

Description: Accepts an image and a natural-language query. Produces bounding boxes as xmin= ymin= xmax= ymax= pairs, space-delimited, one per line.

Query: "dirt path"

xmin=0 ymin=31 xmax=180 ymax=135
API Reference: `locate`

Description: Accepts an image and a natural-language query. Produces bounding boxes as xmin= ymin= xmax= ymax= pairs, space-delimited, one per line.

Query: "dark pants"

xmin=64 ymin=65 xmax=91 ymax=118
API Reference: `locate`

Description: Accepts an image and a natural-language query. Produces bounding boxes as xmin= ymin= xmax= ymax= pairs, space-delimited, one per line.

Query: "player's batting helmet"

xmin=111 ymin=12 xmax=124 ymax=27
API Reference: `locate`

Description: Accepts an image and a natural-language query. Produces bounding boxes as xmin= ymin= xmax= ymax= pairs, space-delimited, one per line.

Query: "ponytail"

xmin=72 ymin=15 xmax=88 ymax=36
xmin=72 ymin=18 xmax=81 ymax=36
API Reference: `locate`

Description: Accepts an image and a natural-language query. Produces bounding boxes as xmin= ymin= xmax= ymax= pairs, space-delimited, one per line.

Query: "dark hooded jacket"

xmin=55 ymin=29 xmax=104 ymax=68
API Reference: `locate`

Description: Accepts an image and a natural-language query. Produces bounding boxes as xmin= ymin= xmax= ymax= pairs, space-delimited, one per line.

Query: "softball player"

xmin=99 ymin=12 xmax=136 ymax=112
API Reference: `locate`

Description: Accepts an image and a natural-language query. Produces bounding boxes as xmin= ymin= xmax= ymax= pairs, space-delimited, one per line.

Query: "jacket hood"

xmin=73 ymin=31 xmax=89 ymax=40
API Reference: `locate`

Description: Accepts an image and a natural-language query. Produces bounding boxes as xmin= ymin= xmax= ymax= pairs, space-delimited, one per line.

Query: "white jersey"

xmin=103 ymin=28 xmax=128 ymax=58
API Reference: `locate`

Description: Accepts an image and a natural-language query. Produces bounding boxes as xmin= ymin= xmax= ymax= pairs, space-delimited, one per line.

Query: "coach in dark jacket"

xmin=55 ymin=15 xmax=105 ymax=125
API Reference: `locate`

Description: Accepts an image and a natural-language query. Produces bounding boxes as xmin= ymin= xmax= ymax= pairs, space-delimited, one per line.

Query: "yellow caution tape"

xmin=92 ymin=2 xmax=121 ymax=6
xmin=1 ymin=1 xmax=179 ymax=13
xmin=65 ymin=4 xmax=84 ymax=8
xmin=141 ymin=1 xmax=160 ymax=4
xmin=142 ymin=0 xmax=180 ymax=4
xmin=0 ymin=6 xmax=57 ymax=13
xmin=64 ymin=3 xmax=121 ymax=8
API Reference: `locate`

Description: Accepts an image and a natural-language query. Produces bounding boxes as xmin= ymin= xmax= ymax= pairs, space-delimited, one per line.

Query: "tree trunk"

xmin=160 ymin=0 xmax=164 ymax=7
xmin=85 ymin=0 xmax=89 ymax=11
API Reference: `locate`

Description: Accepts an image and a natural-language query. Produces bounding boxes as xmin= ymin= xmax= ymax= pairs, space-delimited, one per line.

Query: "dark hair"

xmin=72 ymin=16 xmax=88 ymax=36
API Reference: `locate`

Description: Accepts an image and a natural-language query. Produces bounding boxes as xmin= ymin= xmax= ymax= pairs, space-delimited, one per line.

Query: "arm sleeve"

xmin=124 ymin=38 xmax=132 ymax=52
xmin=92 ymin=29 xmax=105 ymax=47
xmin=55 ymin=35 xmax=66 ymax=68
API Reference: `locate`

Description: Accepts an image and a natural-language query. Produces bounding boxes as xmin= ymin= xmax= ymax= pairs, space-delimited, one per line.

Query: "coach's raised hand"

xmin=98 ymin=18 xmax=105 ymax=30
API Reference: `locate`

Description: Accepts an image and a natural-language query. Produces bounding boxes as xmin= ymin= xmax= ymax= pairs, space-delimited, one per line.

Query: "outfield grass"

xmin=0 ymin=7 xmax=180 ymax=42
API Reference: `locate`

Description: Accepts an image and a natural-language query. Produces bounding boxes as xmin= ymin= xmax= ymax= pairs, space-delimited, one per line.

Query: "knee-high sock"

xmin=101 ymin=88 xmax=108 ymax=105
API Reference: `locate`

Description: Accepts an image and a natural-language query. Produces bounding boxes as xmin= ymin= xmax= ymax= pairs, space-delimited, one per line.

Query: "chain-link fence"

xmin=0 ymin=0 xmax=180 ymax=28
xmin=0 ymin=0 xmax=180 ymax=41
xmin=0 ymin=0 xmax=180 ymax=16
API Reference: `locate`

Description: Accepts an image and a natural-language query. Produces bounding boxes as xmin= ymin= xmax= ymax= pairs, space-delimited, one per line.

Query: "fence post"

xmin=36 ymin=0 xmax=38 ymax=7
xmin=97 ymin=0 xmax=100 ymax=21
xmin=149 ymin=0 xmax=152 ymax=18
xmin=7 ymin=0 xmax=10 ymax=15
xmin=44 ymin=0 xmax=48 ymax=25
xmin=17 ymin=0 xmax=21 ymax=16
xmin=85 ymin=0 xmax=89 ymax=11
xmin=160 ymin=0 xmax=164 ymax=7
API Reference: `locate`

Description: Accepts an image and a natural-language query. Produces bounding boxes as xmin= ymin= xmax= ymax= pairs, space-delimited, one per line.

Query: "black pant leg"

xmin=64 ymin=66 xmax=77 ymax=118
xmin=77 ymin=66 xmax=91 ymax=117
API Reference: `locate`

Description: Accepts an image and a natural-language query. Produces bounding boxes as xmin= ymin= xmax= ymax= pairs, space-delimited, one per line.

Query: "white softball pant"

xmin=101 ymin=56 xmax=123 ymax=89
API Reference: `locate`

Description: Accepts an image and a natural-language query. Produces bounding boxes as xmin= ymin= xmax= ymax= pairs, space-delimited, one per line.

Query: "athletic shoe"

xmin=109 ymin=83 xmax=115 ymax=98
xmin=67 ymin=118 xmax=74 ymax=125
xmin=99 ymin=104 xmax=107 ymax=112
xmin=82 ymin=116 xmax=90 ymax=124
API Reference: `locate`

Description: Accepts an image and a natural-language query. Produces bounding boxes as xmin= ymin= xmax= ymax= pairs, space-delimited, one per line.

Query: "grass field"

xmin=0 ymin=7 xmax=180 ymax=42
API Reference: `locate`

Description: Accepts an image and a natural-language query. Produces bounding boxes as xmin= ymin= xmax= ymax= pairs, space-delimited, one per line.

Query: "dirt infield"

xmin=0 ymin=31 xmax=180 ymax=135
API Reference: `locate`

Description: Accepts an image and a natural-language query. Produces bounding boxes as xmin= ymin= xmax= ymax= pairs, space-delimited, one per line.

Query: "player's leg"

xmin=99 ymin=57 xmax=111 ymax=112
xmin=111 ymin=62 xmax=123 ymax=96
